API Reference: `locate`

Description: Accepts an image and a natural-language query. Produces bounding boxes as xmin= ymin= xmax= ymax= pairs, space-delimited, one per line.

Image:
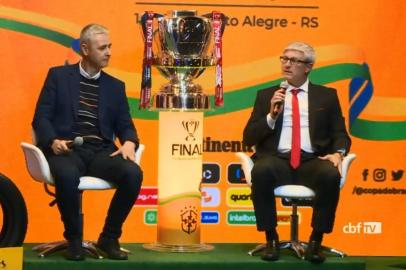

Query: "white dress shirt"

xmin=266 ymin=79 xmax=314 ymax=153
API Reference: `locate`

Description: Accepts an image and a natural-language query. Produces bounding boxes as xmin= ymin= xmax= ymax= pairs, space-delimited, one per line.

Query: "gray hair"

xmin=79 ymin=24 xmax=109 ymax=45
xmin=284 ymin=42 xmax=315 ymax=63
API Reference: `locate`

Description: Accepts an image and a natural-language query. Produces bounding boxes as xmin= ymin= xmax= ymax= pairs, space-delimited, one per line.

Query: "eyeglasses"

xmin=279 ymin=56 xmax=309 ymax=65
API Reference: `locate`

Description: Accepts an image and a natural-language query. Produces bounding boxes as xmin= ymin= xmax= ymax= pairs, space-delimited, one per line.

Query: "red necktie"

xmin=290 ymin=89 xmax=301 ymax=169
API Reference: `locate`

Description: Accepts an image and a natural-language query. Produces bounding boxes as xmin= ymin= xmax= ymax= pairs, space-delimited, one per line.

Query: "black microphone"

xmin=273 ymin=81 xmax=289 ymax=114
xmin=67 ymin=137 xmax=84 ymax=148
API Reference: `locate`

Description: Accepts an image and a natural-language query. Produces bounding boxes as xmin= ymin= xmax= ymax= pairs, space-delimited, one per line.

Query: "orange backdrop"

xmin=0 ymin=0 xmax=405 ymax=256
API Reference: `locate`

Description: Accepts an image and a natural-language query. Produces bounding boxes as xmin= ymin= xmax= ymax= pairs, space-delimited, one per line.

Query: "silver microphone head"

xmin=280 ymin=80 xmax=289 ymax=89
xmin=73 ymin=136 xmax=84 ymax=146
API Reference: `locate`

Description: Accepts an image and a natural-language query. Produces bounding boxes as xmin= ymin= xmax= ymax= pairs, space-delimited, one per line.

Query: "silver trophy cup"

xmin=152 ymin=10 xmax=218 ymax=110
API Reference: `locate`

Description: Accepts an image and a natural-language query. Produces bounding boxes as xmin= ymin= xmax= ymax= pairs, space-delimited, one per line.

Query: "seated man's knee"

xmin=120 ymin=163 xmax=143 ymax=189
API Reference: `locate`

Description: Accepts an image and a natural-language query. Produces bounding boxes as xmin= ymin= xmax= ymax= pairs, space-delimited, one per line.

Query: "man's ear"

xmin=80 ymin=42 xmax=89 ymax=56
xmin=305 ymin=62 xmax=313 ymax=74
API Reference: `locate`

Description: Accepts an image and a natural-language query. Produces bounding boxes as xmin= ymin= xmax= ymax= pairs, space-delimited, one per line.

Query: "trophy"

xmin=140 ymin=10 xmax=226 ymax=110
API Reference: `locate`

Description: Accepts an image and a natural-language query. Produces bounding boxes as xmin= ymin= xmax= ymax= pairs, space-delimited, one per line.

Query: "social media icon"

xmin=362 ymin=169 xmax=369 ymax=181
xmin=373 ymin=168 xmax=386 ymax=182
xmin=392 ymin=170 xmax=404 ymax=181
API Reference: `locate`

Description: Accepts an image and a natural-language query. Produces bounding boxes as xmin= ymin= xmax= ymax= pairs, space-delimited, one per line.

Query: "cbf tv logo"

xmin=343 ymin=222 xmax=382 ymax=234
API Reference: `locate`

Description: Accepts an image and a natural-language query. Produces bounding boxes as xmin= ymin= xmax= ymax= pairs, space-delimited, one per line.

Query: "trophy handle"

xmin=202 ymin=12 xmax=227 ymax=35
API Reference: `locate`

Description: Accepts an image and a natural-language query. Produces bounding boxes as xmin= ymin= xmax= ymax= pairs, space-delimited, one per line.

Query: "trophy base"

xmin=143 ymin=242 xmax=214 ymax=253
xmin=153 ymin=92 xmax=210 ymax=110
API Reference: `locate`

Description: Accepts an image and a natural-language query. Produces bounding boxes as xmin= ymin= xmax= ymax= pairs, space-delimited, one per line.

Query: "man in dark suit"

xmin=32 ymin=24 xmax=143 ymax=261
xmin=243 ymin=42 xmax=351 ymax=263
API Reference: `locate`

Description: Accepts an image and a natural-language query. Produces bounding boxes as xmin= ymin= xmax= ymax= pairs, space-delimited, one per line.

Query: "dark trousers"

xmin=251 ymin=152 xmax=340 ymax=234
xmin=46 ymin=142 xmax=143 ymax=241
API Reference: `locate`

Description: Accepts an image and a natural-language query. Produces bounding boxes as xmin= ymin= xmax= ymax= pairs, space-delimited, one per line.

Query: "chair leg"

xmin=33 ymin=240 xmax=108 ymax=259
xmin=82 ymin=241 xmax=104 ymax=259
xmin=248 ymin=203 xmax=307 ymax=259
xmin=320 ymin=244 xmax=346 ymax=258
xmin=33 ymin=241 xmax=68 ymax=258
xmin=247 ymin=243 xmax=266 ymax=256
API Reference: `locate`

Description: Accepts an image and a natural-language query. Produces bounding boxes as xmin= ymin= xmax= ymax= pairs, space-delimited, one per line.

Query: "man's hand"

xmin=318 ymin=153 xmax=343 ymax=175
xmin=110 ymin=141 xmax=136 ymax=162
xmin=270 ymin=88 xmax=286 ymax=119
xmin=51 ymin=139 xmax=72 ymax=155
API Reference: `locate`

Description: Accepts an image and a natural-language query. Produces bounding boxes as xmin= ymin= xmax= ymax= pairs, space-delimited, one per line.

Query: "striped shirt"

xmin=72 ymin=76 xmax=103 ymax=142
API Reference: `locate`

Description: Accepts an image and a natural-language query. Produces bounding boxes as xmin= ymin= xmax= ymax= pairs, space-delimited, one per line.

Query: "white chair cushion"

xmin=274 ymin=185 xmax=315 ymax=199
xmin=79 ymin=176 xmax=115 ymax=190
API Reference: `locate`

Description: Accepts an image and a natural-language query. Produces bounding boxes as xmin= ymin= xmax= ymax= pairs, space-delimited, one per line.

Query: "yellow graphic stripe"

xmin=0 ymin=5 xmax=81 ymax=36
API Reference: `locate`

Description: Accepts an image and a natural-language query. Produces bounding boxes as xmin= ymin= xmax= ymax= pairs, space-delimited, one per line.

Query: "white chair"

xmin=21 ymin=140 xmax=145 ymax=258
xmin=235 ymin=152 xmax=356 ymax=259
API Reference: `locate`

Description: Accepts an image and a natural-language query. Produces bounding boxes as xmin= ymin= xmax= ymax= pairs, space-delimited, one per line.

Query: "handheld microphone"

xmin=273 ymin=81 xmax=289 ymax=114
xmin=67 ymin=137 xmax=84 ymax=148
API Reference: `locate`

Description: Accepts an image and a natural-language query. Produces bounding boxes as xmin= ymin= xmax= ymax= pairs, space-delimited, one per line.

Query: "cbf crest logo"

xmin=180 ymin=206 xmax=198 ymax=234
xmin=182 ymin=119 xmax=199 ymax=141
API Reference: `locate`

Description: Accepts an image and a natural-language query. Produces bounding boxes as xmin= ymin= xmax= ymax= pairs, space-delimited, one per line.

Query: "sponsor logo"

xmin=135 ymin=187 xmax=158 ymax=206
xmin=227 ymin=187 xmax=253 ymax=207
xmin=144 ymin=209 xmax=157 ymax=225
xmin=276 ymin=211 xmax=297 ymax=225
xmin=201 ymin=187 xmax=220 ymax=207
xmin=203 ymin=137 xmax=253 ymax=153
xmin=343 ymin=222 xmax=382 ymax=234
xmin=180 ymin=206 xmax=198 ymax=234
xmin=202 ymin=163 xmax=220 ymax=184
xmin=225 ymin=211 xmax=293 ymax=226
xmin=201 ymin=211 xmax=220 ymax=224
xmin=227 ymin=210 xmax=256 ymax=225
xmin=227 ymin=163 xmax=247 ymax=184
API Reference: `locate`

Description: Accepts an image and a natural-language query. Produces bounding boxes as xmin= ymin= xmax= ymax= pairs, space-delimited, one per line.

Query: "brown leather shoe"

xmin=304 ymin=240 xmax=326 ymax=263
xmin=261 ymin=240 xmax=280 ymax=261
xmin=65 ymin=239 xmax=85 ymax=261
xmin=96 ymin=236 xmax=128 ymax=260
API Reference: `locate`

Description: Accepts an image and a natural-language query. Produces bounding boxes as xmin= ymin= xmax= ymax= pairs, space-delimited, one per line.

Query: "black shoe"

xmin=65 ymin=239 xmax=85 ymax=261
xmin=304 ymin=240 xmax=326 ymax=263
xmin=96 ymin=236 xmax=128 ymax=260
xmin=261 ymin=240 xmax=280 ymax=261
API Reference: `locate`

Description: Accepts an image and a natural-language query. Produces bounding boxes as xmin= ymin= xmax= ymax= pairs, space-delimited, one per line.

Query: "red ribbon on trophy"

xmin=139 ymin=11 xmax=154 ymax=109
xmin=212 ymin=11 xmax=224 ymax=107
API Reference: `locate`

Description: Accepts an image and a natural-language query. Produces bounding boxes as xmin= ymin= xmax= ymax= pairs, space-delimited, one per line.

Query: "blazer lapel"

xmin=68 ymin=64 xmax=80 ymax=120
xmin=308 ymin=83 xmax=316 ymax=142
xmin=98 ymin=72 xmax=108 ymax=122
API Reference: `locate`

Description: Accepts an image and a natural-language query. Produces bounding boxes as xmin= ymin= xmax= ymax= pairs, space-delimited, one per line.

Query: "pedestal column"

xmin=144 ymin=111 xmax=213 ymax=252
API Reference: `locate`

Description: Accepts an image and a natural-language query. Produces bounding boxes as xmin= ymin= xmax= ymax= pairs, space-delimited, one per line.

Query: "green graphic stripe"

xmin=159 ymin=193 xmax=201 ymax=206
xmin=3 ymin=20 xmax=403 ymax=140
xmin=350 ymin=119 xmax=406 ymax=141
xmin=0 ymin=18 xmax=74 ymax=47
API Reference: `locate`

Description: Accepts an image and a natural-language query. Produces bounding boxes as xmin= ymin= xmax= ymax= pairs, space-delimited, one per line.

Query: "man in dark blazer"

xmin=32 ymin=24 xmax=143 ymax=261
xmin=243 ymin=42 xmax=351 ymax=263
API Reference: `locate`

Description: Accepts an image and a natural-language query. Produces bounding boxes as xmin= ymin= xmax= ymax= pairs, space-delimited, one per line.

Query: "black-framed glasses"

xmin=279 ymin=56 xmax=309 ymax=65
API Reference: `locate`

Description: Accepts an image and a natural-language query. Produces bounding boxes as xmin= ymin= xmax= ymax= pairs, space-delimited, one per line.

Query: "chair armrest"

xmin=340 ymin=153 xmax=356 ymax=188
xmin=135 ymin=144 xmax=145 ymax=166
xmin=20 ymin=142 xmax=54 ymax=185
xmin=235 ymin=152 xmax=254 ymax=186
